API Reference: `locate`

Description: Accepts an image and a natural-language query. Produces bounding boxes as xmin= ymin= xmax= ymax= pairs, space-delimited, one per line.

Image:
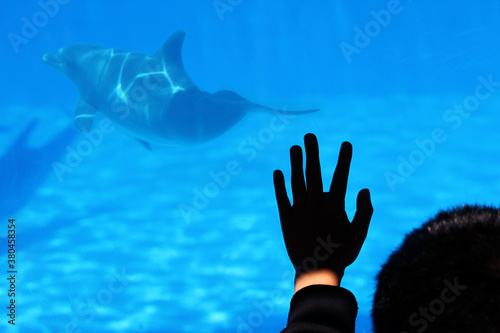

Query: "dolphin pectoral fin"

xmin=74 ymin=100 xmax=97 ymax=133
xmin=136 ymin=138 xmax=152 ymax=150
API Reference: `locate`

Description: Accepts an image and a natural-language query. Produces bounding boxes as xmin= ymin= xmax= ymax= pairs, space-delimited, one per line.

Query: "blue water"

xmin=1 ymin=1 xmax=500 ymax=332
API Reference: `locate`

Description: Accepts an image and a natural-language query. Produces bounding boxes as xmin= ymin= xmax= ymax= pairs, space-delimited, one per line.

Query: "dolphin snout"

xmin=42 ymin=52 xmax=63 ymax=68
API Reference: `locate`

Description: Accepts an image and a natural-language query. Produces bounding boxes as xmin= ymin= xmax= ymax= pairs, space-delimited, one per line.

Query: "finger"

xmin=304 ymin=133 xmax=323 ymax=197
xmin=329 ymin=141 xmax=353 ymax=207
xmin=290 ymin=145 xmax=306 ymax=207
xmin=350 ymin=188 xmax=373 ymax=247
xmin=273 ymin=170 xmax=291 ymax=218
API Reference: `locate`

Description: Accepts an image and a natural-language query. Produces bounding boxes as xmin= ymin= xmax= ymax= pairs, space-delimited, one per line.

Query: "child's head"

xmin=372 ymin=205 xmax=500 ymax=333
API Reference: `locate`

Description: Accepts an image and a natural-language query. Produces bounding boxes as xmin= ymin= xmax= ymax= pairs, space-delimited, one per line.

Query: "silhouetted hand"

xmin=273 ymin=133 xmax=373 ymax=284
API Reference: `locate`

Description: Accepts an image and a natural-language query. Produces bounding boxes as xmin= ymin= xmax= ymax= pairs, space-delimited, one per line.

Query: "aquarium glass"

xmin=1 ymin=1 xmax=500 ymax=332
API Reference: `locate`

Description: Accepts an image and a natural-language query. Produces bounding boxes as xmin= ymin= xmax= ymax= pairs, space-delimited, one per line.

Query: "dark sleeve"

xmin=281 ymin=285 xmax=358 ymax=333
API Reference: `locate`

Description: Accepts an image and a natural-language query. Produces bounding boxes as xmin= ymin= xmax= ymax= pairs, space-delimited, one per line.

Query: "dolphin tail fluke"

xmin=212 ymin=90 xmax=319 ymax=115
xmin=269 ymin=108 xmax=319 ymax=115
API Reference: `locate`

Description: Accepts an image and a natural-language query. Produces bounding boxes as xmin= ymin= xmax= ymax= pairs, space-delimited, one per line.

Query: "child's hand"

xmin=273 ymin=134 xmax=373 ymax=290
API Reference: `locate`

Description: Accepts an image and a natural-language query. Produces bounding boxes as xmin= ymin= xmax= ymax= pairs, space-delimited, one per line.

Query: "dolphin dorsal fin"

xmin=154 ymin=30 xmax=185 ymax=66
xmin=153 ymin=30 xmax=195 ymax=89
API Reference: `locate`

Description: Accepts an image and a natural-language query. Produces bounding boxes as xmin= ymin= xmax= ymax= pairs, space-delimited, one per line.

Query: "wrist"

xmin=294 ymin=269 xmax=341 ymax=293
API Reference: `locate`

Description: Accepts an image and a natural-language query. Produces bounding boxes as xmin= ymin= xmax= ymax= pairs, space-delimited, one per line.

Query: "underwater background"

xmin=1 ymin=0 xmax=500 ymax=332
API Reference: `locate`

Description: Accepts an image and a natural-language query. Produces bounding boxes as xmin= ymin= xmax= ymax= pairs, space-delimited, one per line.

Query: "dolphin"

xmin=0 ymin=121 xmax=76 ymax=218
xmin=42 ymin=30 xmax=317 ymax=148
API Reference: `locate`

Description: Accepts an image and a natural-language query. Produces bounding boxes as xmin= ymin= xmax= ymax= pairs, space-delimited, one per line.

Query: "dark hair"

xmin=372 ymin=205 xmax=500 ymax=333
